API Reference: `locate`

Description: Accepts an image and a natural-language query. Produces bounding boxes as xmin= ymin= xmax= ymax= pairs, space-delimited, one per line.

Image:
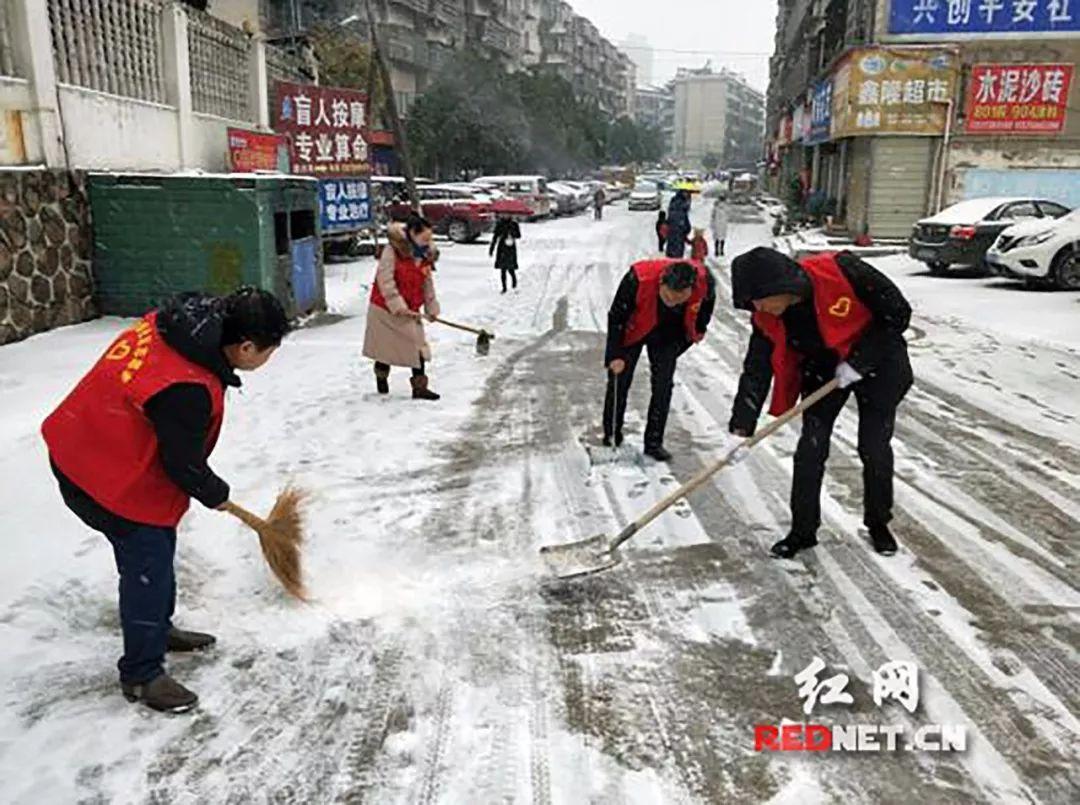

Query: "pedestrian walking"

xmin=594 ymin=186 xmax=606 ymax=220
xmin=489 ymin=215 xmax=521 ymax=294
xmin=363 ymin=215 xmax=442 ymax=401
xmin=655 ymin=211 xmax=669 ymax=253
xmin=711 ymin=198 xmax=729 ymax=257
xmin=603 ymin=259 xmax=716 ymax=461
xmin=665 ymin=190 xmax=692 ymax=258
xmin=688 ymin=227 xmax=709 ymax=262
xmin=728 ymin=247 xmax=913 ymax=559
xmin=41 ymin=288 xmax=291 ymax=713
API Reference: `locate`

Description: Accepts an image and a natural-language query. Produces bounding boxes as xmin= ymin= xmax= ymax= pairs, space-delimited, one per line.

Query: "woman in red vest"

xmin=363 ymin=215 xmax=442 ymax=400
xmin=41 ymin=288 xmax=290 ymax=712
xmin=604 ymin=259 xmax=716 ymax=461
xmin=728 ymin=247 xmax=913 ymax=559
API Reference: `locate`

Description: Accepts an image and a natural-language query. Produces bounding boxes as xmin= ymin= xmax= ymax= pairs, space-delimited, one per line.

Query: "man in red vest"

xmin=604 ymin=259 xmax=716 ymax=461
xmin=728 ymin=247 xmax=912 ymax=559
xmin=42 ymin=288 xmax=290 ymax=713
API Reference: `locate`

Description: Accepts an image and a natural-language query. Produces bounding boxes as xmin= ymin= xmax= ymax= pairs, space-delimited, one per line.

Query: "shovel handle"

xmin=434 ymin=317 xmax=492 ymax=338
xmin=608 ymin=378 xmax=841 ymax=552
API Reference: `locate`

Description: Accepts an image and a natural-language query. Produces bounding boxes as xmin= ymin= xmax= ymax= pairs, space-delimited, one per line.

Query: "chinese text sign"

xmin=274 ymin=82 xmax=371 ymax=176
xmin=226 ymin=128 xmax=285 ymax=173
xmin=319 ymin=179 xmax=372 ymax=232
xmin=965 ymin=63 xmax=1074 ymax=132
xmin=888 ymin=0 xmax=1080 ymax=37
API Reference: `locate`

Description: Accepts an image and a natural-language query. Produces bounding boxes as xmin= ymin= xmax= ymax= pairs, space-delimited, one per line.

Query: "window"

xmin=1002 ymin=202 xmax=1039 ymax=221
xmin=274 ymin=212 xmax=288 ymax=256
xmin=1037 ymin=201 xmax=1071 ymax=219
xmin=290 ymin=209 xmax=316 ymax=240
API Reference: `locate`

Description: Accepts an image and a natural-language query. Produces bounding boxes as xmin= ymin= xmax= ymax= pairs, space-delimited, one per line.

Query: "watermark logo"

xmin=754 ymin=658 xmax=966 ymax=753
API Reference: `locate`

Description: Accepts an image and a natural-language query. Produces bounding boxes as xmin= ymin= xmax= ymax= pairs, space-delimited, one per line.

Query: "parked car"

xmin=387 ymin=184 xmax=494 ymax=243
xmin=554 ymin=180 xmax=593 ymax=212
xmin=986 ymin=207 xmax=1080 ymax=290
xmin=909 ymin=197 xmax=1071 ymax=275
xmin=628 ymin=180 xmax=662 ymax=211
xmin=444 ymin=183 xmax=534 ymax=221
xmin=604 ymin=182 xmax=629 ymax=202
xmin=548 ymin=181 xmax=585 ymax=215
xmin=474 ymin=175 xmax=552 ymax=219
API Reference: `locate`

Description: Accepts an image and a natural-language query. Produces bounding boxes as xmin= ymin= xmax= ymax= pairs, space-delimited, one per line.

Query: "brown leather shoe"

xmin=122 ymin=673 xmax=198 ymax=713
xmin=167 ymin=627 xmax=216 ymax=653
xmin=410 ymin=375 xmax=441 ymax=401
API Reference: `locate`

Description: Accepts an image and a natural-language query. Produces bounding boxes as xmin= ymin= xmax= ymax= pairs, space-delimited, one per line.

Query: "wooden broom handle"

xmin=222 ymin=501 xmax=267 ymax=531
xmin=608 ymin=379 xmax=842 ymax=552
xmin=434 ymin=317 xmax=490 ymax=337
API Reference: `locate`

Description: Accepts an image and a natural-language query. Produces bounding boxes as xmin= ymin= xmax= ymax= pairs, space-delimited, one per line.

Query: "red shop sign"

xmin=965 ymin=63 xmax=1074 ymax=134
xmin=273 ymin=81 xmax=371 ymax=175
xmin=227 ymin=127 xmax=283 ymax=172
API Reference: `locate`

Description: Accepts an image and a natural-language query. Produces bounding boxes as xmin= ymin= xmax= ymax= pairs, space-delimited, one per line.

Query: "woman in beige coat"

xmin=362 ymin=215 xmax=442 ymax=400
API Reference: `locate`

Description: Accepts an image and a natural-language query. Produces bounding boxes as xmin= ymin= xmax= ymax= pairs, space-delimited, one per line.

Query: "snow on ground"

xmin=0 ymin=200 xmax=1077 ymax=804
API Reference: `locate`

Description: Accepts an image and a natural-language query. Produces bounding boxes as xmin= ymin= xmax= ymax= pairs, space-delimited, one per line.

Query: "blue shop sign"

xmin=319 ymin=178 xmax=372 ymax=232
xmin=888 ymin=0 xmax=1080 ymax=37
xmin=807 ymin=80 xmax=833 ymax=144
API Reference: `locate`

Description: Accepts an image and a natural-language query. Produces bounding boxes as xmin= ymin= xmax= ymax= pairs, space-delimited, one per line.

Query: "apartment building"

xmin=768 ymin=0 xmax=1080 ymax=238
xmin=671 ymin=67 xmax=765 ymax=169
xmin=635 ymin=84 xmax=674 ymax=156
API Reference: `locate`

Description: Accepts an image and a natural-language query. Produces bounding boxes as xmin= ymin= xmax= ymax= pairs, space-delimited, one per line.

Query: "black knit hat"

xmin=662 ymin=262 xmax=697 ymax=290
xmin=730 ymin=247 xmax=810 ymax=311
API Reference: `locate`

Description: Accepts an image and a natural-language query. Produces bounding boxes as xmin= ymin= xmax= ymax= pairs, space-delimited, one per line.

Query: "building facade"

xmin=635 ymin=84 xmax=675 ymax=157
xmin=671 ymin=67 xmax=765 ymax=169
xmin=262 ymin=0 xmax=635 ymax=118
xmin=768 ymin=0 xmax=1080 ymax=238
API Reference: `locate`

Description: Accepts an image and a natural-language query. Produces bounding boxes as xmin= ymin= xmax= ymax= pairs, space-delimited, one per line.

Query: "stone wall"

xmin=0 ymin=170 xmax=96 ymax=346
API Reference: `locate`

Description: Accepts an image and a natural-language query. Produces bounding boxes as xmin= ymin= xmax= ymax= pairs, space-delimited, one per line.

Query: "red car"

xmin=387 ymin=184 xmax=495 ymax=243
xmin=444 ymin=184 xmax=535 ymax=221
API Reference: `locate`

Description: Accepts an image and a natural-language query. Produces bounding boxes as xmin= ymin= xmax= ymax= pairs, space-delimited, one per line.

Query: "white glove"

xmin=835 ymin=361 xmax=863 ymax=389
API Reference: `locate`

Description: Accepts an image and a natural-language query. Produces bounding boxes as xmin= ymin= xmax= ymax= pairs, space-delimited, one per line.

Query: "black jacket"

xmin=729 ymin=248 xmax=912 ymax=435
xmin=605 ymin=268 xmax=717 ymax=365
xmin=489 ymin=218 xmax=521 ymax=271
xmin=54 ymin=293 xmax=241 ymax=535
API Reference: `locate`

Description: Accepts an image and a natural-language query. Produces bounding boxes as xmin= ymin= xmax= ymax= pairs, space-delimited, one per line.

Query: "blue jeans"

xmin=102 ymin=525 xmax=176 ymax=684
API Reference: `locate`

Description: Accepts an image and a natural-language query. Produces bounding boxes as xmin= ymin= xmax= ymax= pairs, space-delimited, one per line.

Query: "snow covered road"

xmin=1 ymin=202 xmax=1078 ymax=803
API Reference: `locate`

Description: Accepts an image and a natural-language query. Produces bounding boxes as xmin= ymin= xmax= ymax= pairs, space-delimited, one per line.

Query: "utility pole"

xmin=363 ymin=0 xmax=420 ymax=213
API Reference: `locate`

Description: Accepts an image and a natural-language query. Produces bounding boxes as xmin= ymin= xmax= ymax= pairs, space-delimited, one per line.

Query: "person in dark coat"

xmin=603 ymin=259 xmax=717 ymax=461
xmin=594 ymin=186 xmax=607 ymax=220
xmin=655 ymin=211 xmax=668 ymax=253
xmin=42 ymin=288 xmax=290 ymax=713
xmin=489 ymin=216 xmax=522 ymax=293
xmin=728 ymin=247 xmax=913 ymax=559
xmin=665 ymin=190 xmax=692 ymax=258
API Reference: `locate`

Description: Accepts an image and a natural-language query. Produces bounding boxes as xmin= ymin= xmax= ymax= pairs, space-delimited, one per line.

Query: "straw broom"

xmin=222 ymin=487 xmax=309 ymax=601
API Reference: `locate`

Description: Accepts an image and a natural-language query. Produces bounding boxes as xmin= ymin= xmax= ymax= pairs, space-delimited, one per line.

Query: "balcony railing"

xmin=433 ymin=0 xmax=466 ymax=26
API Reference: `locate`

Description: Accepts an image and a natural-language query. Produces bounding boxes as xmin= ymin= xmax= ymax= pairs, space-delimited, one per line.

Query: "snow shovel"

xmin=540 ymin=379 xmax=841 ymax=579
xmin=434 ymin=317 xmax=494 ymax=356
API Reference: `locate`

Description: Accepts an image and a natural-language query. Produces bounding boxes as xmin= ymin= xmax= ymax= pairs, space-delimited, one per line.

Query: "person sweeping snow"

xmin=363 ymin=215 xmax=442 ymax=401
xmin=728 ymin=247 xmax=913 ymax=559
xmin=603 ymin=259 xmax=716 ymax=461
xmin=711 ymin=198 xmax=729 ymax=257
xmin=41 ymin=288 xmax=291 ymax=713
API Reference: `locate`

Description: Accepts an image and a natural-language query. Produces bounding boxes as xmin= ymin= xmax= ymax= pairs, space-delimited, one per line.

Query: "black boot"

xmin=770 ymin=532 xmax=818 ymax=559
xmin=375 ymin=366 xmax=389 ymax=395
xmin=122 ymin=673 xmax=198 ymax=714
xmin=869 ymin=524 xmax=898 ymax=556
xmin=167 ymin=627 xmax=216 ymax=653
xmin=602 ymin=432 xmax=624 ymax=448
xmin=411 ymin=375 xmax=441 ymax=401
xmin=644 ymin=444 xmax=672 ymax=462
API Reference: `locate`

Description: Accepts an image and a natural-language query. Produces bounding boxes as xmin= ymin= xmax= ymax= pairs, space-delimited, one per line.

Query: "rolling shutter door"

xmin=868 ymin=137 xmax=935 ymax=239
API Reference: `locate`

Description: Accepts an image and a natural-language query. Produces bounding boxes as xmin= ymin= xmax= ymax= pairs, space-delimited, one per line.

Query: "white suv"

xmin=986 ymin=208 xmax=1080 ymax=290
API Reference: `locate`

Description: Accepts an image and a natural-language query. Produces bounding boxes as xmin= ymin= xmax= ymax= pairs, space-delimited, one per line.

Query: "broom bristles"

xmin=255 ymin=486 xmax=309 ymax=601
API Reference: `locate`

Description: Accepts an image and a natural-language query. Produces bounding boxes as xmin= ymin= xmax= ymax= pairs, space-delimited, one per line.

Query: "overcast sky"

xmin=566 ymin=0 xmax=779 ymax=93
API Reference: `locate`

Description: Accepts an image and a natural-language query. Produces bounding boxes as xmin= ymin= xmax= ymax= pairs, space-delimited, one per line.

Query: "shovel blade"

xmin=476 ymin=332 xmax=492 ymax=356
xmin=539 ymin=535 xmax=621 ymax=579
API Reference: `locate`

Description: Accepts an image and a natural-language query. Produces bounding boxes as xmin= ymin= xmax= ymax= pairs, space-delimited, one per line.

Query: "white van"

xmin=474 ymin=175 xmax=551 ymax=219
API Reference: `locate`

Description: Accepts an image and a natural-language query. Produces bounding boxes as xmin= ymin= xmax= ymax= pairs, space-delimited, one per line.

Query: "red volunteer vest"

xmin=370 ymin=250 xmax=428 ymax=312
xmin=690 ymin=237 xmax=708 ymax=261
xmin=622 ymin=258 xmax=709 ymax=347
xmin=752 ymin=253 xmax=872 ymax=416
xmin=42 ymin=312 xmax=226 ymax=527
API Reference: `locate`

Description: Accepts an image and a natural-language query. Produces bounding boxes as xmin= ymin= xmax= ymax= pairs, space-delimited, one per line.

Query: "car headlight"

xmin=1016 ymin=230 xmax=1056 ymax=247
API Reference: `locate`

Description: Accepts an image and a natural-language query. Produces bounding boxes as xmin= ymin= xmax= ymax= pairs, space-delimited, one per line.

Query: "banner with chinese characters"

xmin=807 ymin=79 xmax=834 ymax=144
xmin=964 ymin=63 xmax=1074 ymax=132
xmin=274 ymin=82 xmax=371 ymax=175
xmin=226 ymin=127 xmax=286 ymax=172
xmin=319 ymin=178 xmax=372 ymax=232
xmin=832 ymin=47 xmax=958 ymax=138
xmin=887 ymin=0 xmax=1080 ymax=38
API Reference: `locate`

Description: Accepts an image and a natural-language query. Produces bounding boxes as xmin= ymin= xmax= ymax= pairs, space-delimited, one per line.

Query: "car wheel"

xmin=928 ymin=261 xmax=949 ymax=275
xmin=1051 ymin=247 xmax=1080 ymax=290
xmin=448 ymin=220 xmax=469 ymax=243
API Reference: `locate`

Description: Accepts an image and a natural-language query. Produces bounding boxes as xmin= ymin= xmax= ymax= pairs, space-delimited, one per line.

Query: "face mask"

xmin=411 ymin=240 xmax=429 ymax=260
